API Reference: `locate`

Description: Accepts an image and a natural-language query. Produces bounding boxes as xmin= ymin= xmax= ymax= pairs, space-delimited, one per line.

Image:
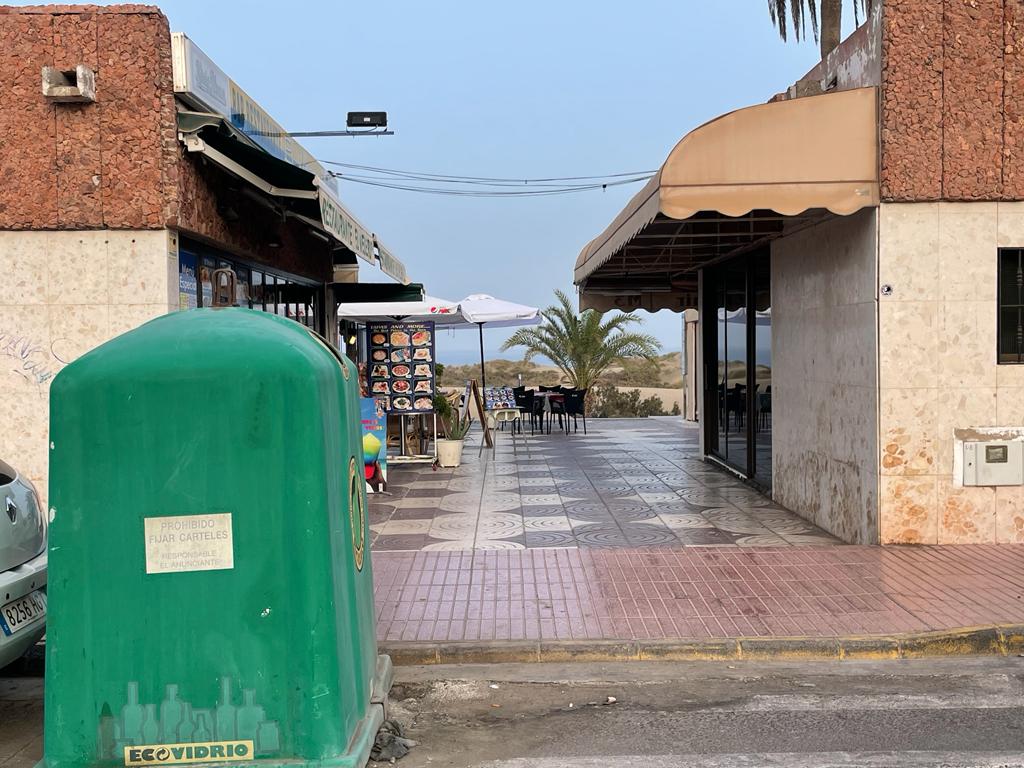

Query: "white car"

xmin=0 ymin=459 xmax=47 ymax=670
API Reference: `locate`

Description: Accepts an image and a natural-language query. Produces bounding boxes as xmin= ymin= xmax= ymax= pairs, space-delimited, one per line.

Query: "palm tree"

xmin=768 ymin=0 xmax=872 ymax=58
xmin=500 ymin=290 xmax=662 ymax=393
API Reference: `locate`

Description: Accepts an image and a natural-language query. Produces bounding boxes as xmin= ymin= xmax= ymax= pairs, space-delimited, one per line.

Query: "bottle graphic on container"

xmin=121 ymin=682 xmax=144 ymax=744
xmin=177 ymin=703 xmax=196 ymax=742
xmin=113 ymin=722 xmax=128 ymax=754
xmin=236 ymin=690 xmax=265 ymax=740
xmin=194 ymin=713 xmax=212 ymax=741
xmin=215 ymin=677 xmax=236 ymax=740
xmin=160 ymin=684 xmax=184 ymax=742
xmin=141 ymin=704 xmax=159 ymax=743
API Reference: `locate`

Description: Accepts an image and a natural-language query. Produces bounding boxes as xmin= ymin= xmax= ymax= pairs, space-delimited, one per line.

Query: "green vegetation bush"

xmin=590 ymin=385 xmax=668 ymax=418
xmin=437 ymin=359 xmax=563 ymax=388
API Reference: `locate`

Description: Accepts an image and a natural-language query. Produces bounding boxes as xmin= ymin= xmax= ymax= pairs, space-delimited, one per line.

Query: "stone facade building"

xmin=575 ymin=0 xmax=1024 ymax=544
xmin=0 ymin=5 xmax=405 ymax=499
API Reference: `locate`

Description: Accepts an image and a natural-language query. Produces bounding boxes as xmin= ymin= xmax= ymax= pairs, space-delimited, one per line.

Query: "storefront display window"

xmin=178 ymin=239 xmax=324 ymax=334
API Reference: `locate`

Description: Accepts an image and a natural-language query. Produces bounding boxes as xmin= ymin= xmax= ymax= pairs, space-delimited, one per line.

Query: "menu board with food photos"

xmin=366 ymin=321 xmax=435 ymax=413
xmin=484 ymin=386 xmax=517 ymax=410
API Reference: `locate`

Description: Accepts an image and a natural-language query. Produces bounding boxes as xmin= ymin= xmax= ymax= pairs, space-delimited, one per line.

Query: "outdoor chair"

xmin=547 ymin=391 xmax=568 ymax=435
xmin=726 ymin=384 xmax=746 ymax=428
xmin=513 ymin=387 xmax=537 ymax=435
xmin=758 ymin=390 xmax=772 ymax=431
xmin=563 ymin=388 xmax=587 ymax=434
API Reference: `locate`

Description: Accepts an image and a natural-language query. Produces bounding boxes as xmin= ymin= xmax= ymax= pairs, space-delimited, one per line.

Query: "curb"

xmin=381 ymin=624 xmax=1024 ymax=666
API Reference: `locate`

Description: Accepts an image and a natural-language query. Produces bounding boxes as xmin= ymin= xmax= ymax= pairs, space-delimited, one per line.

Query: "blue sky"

xmin=53 ymin=1 xmax=837 ymax=364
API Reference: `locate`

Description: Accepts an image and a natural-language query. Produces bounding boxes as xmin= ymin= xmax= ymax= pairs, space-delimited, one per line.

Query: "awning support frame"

xmin=181 ymin=134 xmax=317 ymax=200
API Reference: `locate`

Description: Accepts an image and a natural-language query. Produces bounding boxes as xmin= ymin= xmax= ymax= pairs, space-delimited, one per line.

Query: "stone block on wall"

xmin=941 ymin=0 xmax=1004 ymax=200
xmin=879 ymin=475 xmax=938 ymax=544
xmin=879 ymin=0 xmax=1024 ymax=202
xmin=938 ymin=484 xmax=996 ymax=544
xmin=880 ymin=0 xmax=943 ymax=200
xmin=878 ymin=300 xmax=939 ymax=390
xmin=995 ymin=486 xmax=1024 ymax=542
xmin=0 ymin=231 xmax=49 ymax=306
xmin=937 ymin=206 xmax=998 ymax=303
xmin=0 ymin=229 xmax=172 ymax=499
xmin=880 ymin=387 xmax=937 ymax=477
xmin=879 ymin=203 xmax=939 ymax=301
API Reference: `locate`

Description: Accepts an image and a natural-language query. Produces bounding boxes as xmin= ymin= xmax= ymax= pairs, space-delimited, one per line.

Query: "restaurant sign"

xmin=170 ymin=33 xmax=337 ymax=194
xmin=171 ymin=33 xmax=410 ymax=277
xmin=317 ymin=186 xmax=375 ymax=265
xmin=375 ymin=242 xmax=409 ymax=285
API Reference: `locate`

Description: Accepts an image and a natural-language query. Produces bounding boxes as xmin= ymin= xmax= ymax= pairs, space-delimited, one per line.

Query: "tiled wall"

xmin=771 ymin=209 xmax=880 ymax=544
xmin=878 ymin=202 xmax=1024 ymax=544
xmin=0 ymin=229 xmax=175 ymax=499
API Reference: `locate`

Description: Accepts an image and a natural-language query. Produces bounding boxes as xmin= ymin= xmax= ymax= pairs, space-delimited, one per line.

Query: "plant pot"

xmin=436 ymin=438 xmax=465 ymax=468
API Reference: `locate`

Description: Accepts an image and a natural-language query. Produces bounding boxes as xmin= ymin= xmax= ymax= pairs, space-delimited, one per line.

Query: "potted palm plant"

xmin=436 ymin=411 xmax=472 ymax=467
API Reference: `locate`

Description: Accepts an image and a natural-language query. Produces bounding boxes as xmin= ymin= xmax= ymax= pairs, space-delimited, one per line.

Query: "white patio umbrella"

xmin=456 ymin=294 xmax=540 ymax=390
xmin=336 ymin=295 xmax=460 ymax=322
xmin=337 ymin=292 xmax=540 ymax=389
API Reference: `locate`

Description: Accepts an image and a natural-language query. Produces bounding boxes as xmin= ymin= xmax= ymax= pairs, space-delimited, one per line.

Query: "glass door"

xmin=724 ymin=263 xmax=748 ymax=471
xmin=752 ymin=258 xmax=772 ymax=487
xmin=701 ymin=250 xmax=772 ymax=487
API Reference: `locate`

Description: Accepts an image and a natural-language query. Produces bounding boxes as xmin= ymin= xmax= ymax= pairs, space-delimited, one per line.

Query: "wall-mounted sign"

xmin=144 ymin=513 xmax=234 ymax=574
xmin=375 ymin=242 xmax=409 ymax=285
xmin=171 ymin=33 xmax=337 ymax=194
xmin=317 ymin=187 xmax=374 ymax=264
xmin=178 ymin=251 xmax=198 ymax=310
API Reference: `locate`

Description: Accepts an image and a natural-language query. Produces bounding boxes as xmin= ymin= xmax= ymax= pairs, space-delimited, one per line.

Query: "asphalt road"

xmin=389 ymin=657 xmax=1024 ymax=768
xmin=4 ymin=656 xmax=1024 ymax=768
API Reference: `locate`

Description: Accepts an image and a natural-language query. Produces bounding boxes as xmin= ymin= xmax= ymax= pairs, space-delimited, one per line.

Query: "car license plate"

xmin=0 ymin=590 xmax=46 ymax=637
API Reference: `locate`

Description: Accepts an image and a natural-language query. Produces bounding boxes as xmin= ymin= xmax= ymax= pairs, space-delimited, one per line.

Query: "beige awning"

xmin=574 ymin=87 xmax=879 ymax=309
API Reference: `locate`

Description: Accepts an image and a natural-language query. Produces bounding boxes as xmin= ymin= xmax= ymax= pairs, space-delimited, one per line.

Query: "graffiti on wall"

xmin=0 ymin=330 xmax=68 ymax=392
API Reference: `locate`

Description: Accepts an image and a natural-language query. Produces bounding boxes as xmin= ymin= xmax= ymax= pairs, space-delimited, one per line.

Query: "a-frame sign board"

xmin=463 ymin=379 xmax=493 ymax=448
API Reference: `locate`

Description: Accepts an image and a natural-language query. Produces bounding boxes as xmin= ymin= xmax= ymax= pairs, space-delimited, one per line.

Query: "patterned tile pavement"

xmin=369 ymin=418 xmax=1024 ymax=644
xmin=368 ymin=417 xmax=841 ymax=551
xmin=372 ymin=545 xmax=1024 ymax=642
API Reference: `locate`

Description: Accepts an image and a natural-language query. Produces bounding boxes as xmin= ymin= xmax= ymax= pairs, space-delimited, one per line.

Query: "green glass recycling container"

xmin=39 ymin=308 xmax=388 ymax=768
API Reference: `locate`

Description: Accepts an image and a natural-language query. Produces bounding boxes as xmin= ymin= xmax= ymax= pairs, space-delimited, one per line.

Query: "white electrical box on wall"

xmin=963 ymin=441 xmax=1024 ymax=486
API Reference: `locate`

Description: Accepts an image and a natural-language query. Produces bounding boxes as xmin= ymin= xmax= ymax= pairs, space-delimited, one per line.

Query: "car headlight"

xmin=23 ymin=479 xmax=46 ymax=539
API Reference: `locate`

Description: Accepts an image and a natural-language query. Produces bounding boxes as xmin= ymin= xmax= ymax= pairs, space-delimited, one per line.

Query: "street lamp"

xmin=284 ymin=111 xmax=394 ymax=138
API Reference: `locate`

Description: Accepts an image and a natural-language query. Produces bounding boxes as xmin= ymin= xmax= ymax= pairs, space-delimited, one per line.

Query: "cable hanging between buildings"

xmin=324 ymin=171 xmax=653 ymax=197
xmin=316 ymin=159 xmax=658 ymax=184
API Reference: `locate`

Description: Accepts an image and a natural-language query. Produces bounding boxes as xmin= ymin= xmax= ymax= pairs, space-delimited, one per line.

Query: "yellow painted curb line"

xmin=381 ymin=624 xmax=1024 ymax=665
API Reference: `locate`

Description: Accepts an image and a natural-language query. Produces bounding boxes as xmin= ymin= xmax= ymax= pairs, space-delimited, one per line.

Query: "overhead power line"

xmin=319 ymin=159 xmax=658 ymax=183
xmin=333 ymin=171 xmax=653 ymax=189
xmin=325 ymin=171 xmax=653 ymax=197
xmin=317 ymin=160 xmax=657 ymax=197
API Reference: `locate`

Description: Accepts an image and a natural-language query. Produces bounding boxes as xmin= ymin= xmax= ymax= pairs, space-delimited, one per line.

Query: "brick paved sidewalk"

xmin=372 ymin=545 xmax=1024 ymax=643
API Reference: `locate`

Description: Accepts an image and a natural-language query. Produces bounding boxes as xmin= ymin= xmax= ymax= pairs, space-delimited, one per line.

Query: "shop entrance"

xmin=701 ymin=250 xmax=772 ymax=487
